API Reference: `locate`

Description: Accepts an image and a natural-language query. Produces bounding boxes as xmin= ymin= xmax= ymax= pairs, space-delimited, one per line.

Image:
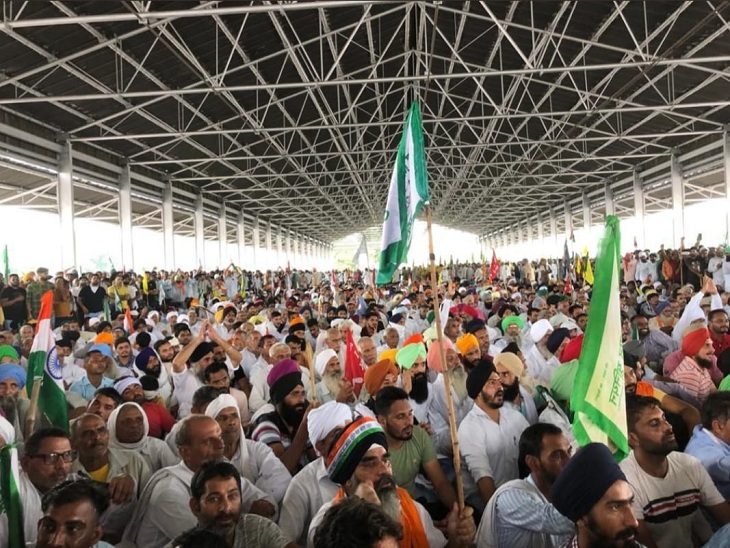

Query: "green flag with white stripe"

xmin=0 ymin=444 xmax=24 ymax=548
xmin=376 ymin=102 xmax=429 ymax=285
xmin=571 ymin=215 xmax=629 ymax=461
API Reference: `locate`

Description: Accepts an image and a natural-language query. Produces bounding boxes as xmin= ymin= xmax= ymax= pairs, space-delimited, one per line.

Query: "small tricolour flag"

xmin=0 ymin=444 xmax=24 ymax=547
xmin=376 ymin=102 xmax=429 ymax=285
xmin=26 ymin=291 xmax=68 ymax=430
xmin=571 ymin=216 xmax=628 ymax=461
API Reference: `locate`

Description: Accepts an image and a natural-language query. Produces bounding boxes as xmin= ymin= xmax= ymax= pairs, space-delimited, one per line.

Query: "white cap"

xmin=88 ymin=317 xmax=101 ymax=327
xmin=166 ymin=311 xmax=178 ymax=320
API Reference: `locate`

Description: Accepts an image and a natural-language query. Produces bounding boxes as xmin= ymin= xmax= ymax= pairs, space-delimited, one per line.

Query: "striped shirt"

xmin=669 ymin=357 xmax=716 ymax=402
xmin=620 ymin=451 xmax=723 ymax=548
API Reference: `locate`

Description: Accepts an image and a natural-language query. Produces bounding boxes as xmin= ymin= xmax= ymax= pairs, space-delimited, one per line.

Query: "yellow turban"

xmin=378 ymin=348 xmax=399 ymax=366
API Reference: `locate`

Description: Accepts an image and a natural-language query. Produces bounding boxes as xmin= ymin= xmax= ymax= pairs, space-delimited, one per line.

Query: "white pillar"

xmin=252 ymin=218 xmax=260 ymax=270
xmin=549 ymin=209 xmax=558 ymax=255
xmin=162 ymin=180 xmax=175 ymax=270
xmin=119 ymin=162 xmax=134 ymax=271
xmin=218 ymin=203 xmax=227 ymax=269
xmin=276 ymin=226 xmax=283 ymax=268
xmin=563 ymin=199 xmax=573 ymax=240
xmin=194 ymin=193 xmax=205 ymax=269
xmin=604 ymin=181 xmax=615 ymax=216
xmin=724 ymin=132 xmax=730 ymax=241
xmin=537 ymin=213 xmax=544 ymax=245
xmin=236 ymin=210 xmax=246 ymax=267
xmin=582 ymin=191 xmax=591 ymax=239
xmin=285 ymin=230 xmax=292 ymax=267
xmin=633 ymin=169 xmax=645 ymax=249
xmin=671 ymin=153 xmax=684 ymax=248
xmin=58 ymin=140 xmax=77 ymax=271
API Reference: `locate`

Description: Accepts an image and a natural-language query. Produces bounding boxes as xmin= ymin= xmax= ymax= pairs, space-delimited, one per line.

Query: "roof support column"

xmin=722 ymin=131 xmax=730 ymax=245
xmin=549 ymin=209 xmax=558 ymax=256
xmin=162 ymin=179 xmax=175 ymax=271
xmin=582 ymin=191 xmax=591 ymax=240
xmin=218 ymin=203 xmax=227 ymax=269
xmin=236 ymin=210 xmax=246 ymax=267
xmin=194 ymin=193 xmax=205 ymax=269
xmin=291 ymin=233 xmax=299 ymax=269
xmin=119 ymin=162 xmax=134 ymax=271
xmin=537 ymin=213 xmax=544 ymax=245
xmin=285 ymin=230 xmax=292 ymax=268
xmin=563 ymin=199 xmax=573 ymax=240
xmin=276 ymin=226 xmax=283 ymax=269
xmin=604 ymin=181 xmax=615 ymax=216
xmin=252 ymin=218 xmax=260 ymax=270
xmin=265 ymin=223 xmax=272 ymax=269
xmin=671 ymin=153 xmax=684 ymax=249
xmin=57 ymin=139 xmax=77 ymax=271
xmin=633 ymin=169 xmax=645 ymax=249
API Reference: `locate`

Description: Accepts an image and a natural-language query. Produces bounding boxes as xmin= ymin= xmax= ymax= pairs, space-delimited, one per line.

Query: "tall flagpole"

xmin=425 ymin=205 xmax=465 ymax=510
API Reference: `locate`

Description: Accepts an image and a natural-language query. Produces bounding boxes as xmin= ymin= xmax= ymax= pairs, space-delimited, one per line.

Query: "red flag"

xmin=343 ymin=329 xmax=365 ymax=397
xmin=489 ymin=249 xmax=500 ymax=282
xmin=123 ymin=307 xmax=133 ymax=334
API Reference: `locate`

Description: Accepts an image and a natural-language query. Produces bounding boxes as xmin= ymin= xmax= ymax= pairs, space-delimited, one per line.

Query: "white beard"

xmin=379 ymin=489 xmax=402 ymax=522
xmin=448 ymin=366 xmax=468 ymax=401
xmin=322 ymin=371 xmax=342 ymax=396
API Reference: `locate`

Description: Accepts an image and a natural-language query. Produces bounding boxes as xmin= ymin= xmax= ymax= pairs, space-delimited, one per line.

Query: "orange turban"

xmin=403 ymin=333 xmax=424 ymax=347
xmin=364 ymin=359 xmax=398 ymax=397
xmin=455 ymin=333 xmax=479 ymax=355
xmin=94 ymin=333 xmax=114 ymax=346
xmin=682 ymin=327 xmax=711 ymax=357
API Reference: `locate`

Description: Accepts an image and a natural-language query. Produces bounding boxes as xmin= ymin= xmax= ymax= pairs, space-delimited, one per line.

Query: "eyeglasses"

xmin=30 ymin=451 xmax=77 ymax=465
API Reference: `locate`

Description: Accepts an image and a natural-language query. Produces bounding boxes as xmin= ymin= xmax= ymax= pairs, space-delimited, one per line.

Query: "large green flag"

xmin=376 ymin=102 xmax=429 ymax=285
xmin=571 ymin=215 xmax=629 ymax=461
xmin=2 ymin=245 xmax=8 ymax=282
xmin=0 ymin=444 xmax=24 ymax=547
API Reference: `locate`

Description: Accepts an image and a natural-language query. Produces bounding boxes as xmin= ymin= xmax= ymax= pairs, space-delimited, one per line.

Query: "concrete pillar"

xmin=582 ymin=191 xmax=591 ymax=238
xmin=119 ymin=162 xmax=134 ymax=271
xmin=291 ymin=234 xmax=299 ymax=268
xmin=276 ymin=226 xmax=283 ymax=268
xmin=604 ymin=181 xmax=615 ymax=216
xmin=57 ymin=140 xmax=77 ymax=271
xmin=265 ymin=223 xmax=272 ymax=269
xmin=252 ymin=218 xmax=260 ymax=270
xmin=633 ymin=169 xmax=645 ymax=249
xmin=563 ymin=199 xmax=573 ymax=240
xmin=218 ymin=203 xmax=227 ymax=269
xmin=537 ymin=213 xmax=544 ymax=243
xmin=194 ymin=193 xmax=205 ymax=269
xmin=724 ymin=132 xmax=730 ymax=242
xmin=549 ymin=208 xmax=558 ymax=253
xmin=236 ymin=210 xmax=246 ymax=266
xmin=285 ymin=230 xmax=292 ymax=267
xmin=671 ymin=153 xmax=684 ymax=248
xmin=162 ymin=180 xmax=175 ymax=270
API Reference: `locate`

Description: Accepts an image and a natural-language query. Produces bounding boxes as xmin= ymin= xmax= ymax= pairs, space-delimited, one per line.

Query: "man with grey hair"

xmin=124 ymin=414 xmax=275 ymax=548
xmin=249 ymin=341 xmax=292 ymax=413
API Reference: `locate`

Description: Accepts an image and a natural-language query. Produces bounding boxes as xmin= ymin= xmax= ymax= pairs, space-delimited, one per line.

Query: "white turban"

xmin=166 ymin=311 xmax=178 ymax=321
xmin=177 ymin=314 xmax=190 ymax=325
xmin=115 ymin=376 xmax=141 ymax=396
xmin=0 ymin=415 xmax=14 ymax=444
xmin=107 ymin=402 xmax=148 ymax=451
xmin=330 ymin=319 xmax=345 ymax=328
xmin=307 ymin=401 xmax=353 ymax=454
xmin=205 ymin=394 xmax=240 ymax=420
xmin=315 ymin=348 xmax=338 ymax=378
xmin=530 ymin=319 xmax=553 ymax=343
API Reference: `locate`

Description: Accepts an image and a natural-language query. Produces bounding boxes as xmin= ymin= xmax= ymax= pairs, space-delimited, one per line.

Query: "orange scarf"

xmin=333 ymin=486 xmax=429 ymax=548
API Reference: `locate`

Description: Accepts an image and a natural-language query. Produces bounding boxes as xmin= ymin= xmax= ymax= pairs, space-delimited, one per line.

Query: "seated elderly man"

xmin=107 ymin=402 xmax=178 ymax=472
xmin=308 ymin=416 xmax=476 ymax=547
xmin=313 ymin=348 xmax=355 ymax=405
xmin=204 ymin=393 xmax=291 ymax=503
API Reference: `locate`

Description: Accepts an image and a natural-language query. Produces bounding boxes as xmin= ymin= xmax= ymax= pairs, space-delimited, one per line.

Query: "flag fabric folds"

xmin=571 ymin=215 xmax=629 ymax=461
xmin=376 ymin=102 xmax=429 ymax=284
xmin=488 ymin=250 xmax=500 ymax=282
xmin=0 ymin=444 xmax=24 ymax=548
xmin=343 ymin=329 xmax=365 ymax=397
xmin=2 ymin=245 xmax=8 ymax=283
xmin=26 ymin=291 xmax=68 ymax=430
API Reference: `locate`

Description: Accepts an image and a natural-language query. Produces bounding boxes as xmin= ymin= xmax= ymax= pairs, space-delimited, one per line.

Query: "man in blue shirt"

xmin=686 ymin=392 xmax=730 ymax=500
xmin=69 ymin=345 xmax=115 ymax=403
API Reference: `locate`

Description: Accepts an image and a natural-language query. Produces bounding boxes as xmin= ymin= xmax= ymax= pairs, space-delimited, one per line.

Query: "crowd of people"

xmin=2 ymin=241 xmax=730 ymax=547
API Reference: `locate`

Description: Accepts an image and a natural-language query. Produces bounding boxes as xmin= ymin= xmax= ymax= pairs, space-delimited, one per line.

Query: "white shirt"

xmin=279 ymin=458 xmax=339 ymax=545
xmin=428 ymin=373 xmax=474 ymax=456
xmin=458 ymin=404 xmax=529 ymax=508
xmin=249 ymin=362 xmax=274 ymax=413
xmin=170 ymin=367 xmax=202 ymax=418
xmin=525 ymin=344 xmax=560 ymax=386
xmin=241 ymin=349 xmax=259 ymax=379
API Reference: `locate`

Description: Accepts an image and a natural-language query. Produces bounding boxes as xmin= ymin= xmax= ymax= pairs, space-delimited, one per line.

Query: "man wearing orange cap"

xmin=670 ymin=327 xmax=717 ymax=402
xmin=357 ymin=358 xmax=399 ymax=417
xmin=455 ymin=334 xmax=481 ymax=373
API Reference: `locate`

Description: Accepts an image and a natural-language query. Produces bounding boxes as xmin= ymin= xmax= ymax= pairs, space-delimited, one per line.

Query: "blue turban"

xmin=0 ymin=364 xmax=26 ymax=390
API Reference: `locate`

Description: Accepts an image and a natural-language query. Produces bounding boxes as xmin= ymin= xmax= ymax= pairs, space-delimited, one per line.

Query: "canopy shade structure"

xmin=0 ymin=1 xmax=729 ymax=244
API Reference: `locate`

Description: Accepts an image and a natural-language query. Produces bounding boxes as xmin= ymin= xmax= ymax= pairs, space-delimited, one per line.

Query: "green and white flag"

xmin=26 ymin=291 xmax=68 ymax=430
xmin=376 ymin=102 xmax=429 ymax=285
xmin=571 ymin=215 xmax=629 ymax=461
xmin=0 ymin=444 xmax=24 ymax=548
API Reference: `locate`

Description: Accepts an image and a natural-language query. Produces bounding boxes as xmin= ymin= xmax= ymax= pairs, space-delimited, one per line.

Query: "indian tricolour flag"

xmin=571 ymin=215 xmax=629 ymax=461
xmin=0 ymin=444 xmax=24 ymax=547
xmin=376 ymin=102 xmax=429 ymax=285
xmin=25 ymin=291 xmax=68 ymax=430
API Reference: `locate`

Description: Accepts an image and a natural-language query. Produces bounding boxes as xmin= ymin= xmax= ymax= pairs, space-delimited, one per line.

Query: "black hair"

xmin=154 ymin=339 xmax=171 ymax=352
xmin=374 ymin=386 xmax=409 ymax=417
xmin=24 ymin=427 xmax=70 ymax=457
xmin=171 ymin=528 xmax=227 ymax=548
xmin=701 ymin=392 xmax=730 ymax=430
xmin=191 ymin=385 xmax=227 ymax=412
xmin=93 ymin=386 xmax=123 ymax=405
xmin=626 ymin=394 xmax=662 ymax=433
xmin=258 ymin=334 xmax=276 ymax=348
xmin=708 ymin=309 xmax=729 ymax=322
xmin=41 ymin=479 xmax=110 ymax=516
xmin=517 ymin=423 xmax=563 ymax=479
xmin=174 ymin=323 xmax=192 ymax=336
xmin=136 ymin=331 xmax=152 ymax=348
xmin=203 ymin=361 xmax=229 ymax=382
xmin=95 ymin=321 xmax=112 ymax=334
xmin=190 ymin=461 xmax=242 ymax=500
xmin=114 ymin=336 xmax=131 ymax=349
xmin=307 ymin=318 xmax=320 ymax=328
xmin=313 ymin=496 xmax=403 ymax=548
